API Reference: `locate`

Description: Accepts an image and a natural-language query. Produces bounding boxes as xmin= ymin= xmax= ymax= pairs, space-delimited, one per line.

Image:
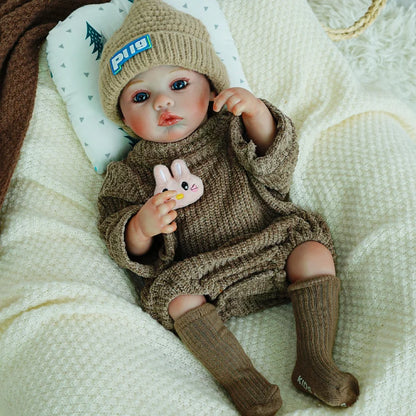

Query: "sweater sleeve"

xmin=97 ymin=161 xmax=177 ymax=278
xmin=230 ymin=100 xmax=298 ymax=198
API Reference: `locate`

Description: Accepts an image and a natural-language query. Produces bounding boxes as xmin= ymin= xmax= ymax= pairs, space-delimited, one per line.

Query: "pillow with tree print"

xmin=46 ymin=0 xmax=250 ymax=173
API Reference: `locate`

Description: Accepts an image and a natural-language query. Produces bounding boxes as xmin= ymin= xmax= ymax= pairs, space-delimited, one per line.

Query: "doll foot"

xmin=292 ymin=362 xmax=359 ymax=407
xmin=229 ymin=381 xmax=282 ymax=416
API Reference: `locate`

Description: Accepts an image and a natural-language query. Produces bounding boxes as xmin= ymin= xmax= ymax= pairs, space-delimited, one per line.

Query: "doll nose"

xmin=154 ymin=93 xmax=173 ymax=110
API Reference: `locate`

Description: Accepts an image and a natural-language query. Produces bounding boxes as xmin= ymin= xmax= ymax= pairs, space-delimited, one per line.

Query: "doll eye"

xmin=172 ymin=79 xmax=188 ymax=90
xmin=181 ymin=182 xmax=189 ymax=190
xmin=162 ymin=188 xmax=168 ymax=192
xmin=133 ymin=92 xmax=149 ymax=103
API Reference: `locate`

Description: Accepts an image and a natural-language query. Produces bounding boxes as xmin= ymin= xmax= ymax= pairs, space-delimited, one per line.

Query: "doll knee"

xmin=286 ymin=241 xmax=335 ymax=283
xmin=168 ymin=294 xmax=206 ymax=321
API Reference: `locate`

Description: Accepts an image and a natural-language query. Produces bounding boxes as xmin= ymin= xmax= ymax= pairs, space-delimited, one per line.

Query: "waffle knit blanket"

xmin=1 ymin=0 xmax=415 ymax=415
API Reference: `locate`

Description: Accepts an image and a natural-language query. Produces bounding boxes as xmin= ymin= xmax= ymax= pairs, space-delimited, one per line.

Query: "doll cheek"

xmin=194 ymin=96 xmax=211 ymax=116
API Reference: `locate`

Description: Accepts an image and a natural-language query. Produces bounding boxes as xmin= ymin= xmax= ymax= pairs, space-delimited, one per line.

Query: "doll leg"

xmin=171 ymin=296 xmax=282 ymax=416
xmin=286 ymin=242 xmax=359 ymax=407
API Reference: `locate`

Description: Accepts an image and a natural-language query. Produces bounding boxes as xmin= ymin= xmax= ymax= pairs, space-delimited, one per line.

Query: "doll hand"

xmin=136 ymin=190 xmax=178 ymax=238
xmin=125 ymin=191 xmax=177 ymax=256
xmin=213 ymin=87 xmax=276 ymax=155
xmin=213 ymin=87 xmax=264 ymax=118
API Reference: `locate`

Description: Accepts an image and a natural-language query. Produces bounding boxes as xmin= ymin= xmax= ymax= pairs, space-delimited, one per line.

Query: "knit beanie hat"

xmin=99 ymin=0 xmax=230 ymax=127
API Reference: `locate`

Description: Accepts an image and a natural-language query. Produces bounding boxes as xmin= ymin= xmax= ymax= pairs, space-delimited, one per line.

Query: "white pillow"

xmin=46 ymin=0 xmax=250 ymax=174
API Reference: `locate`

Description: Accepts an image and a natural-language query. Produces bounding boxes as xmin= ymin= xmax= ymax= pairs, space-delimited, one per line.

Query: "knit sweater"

xmin=98 ymin=101 xmax=334 ymax=330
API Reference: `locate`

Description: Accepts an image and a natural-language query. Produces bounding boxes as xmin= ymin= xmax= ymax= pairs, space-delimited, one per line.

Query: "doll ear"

xmin=153 ymin=164 xmax=171 ymax=187
xmin=170 ymin=159 xmax=190 ymax=179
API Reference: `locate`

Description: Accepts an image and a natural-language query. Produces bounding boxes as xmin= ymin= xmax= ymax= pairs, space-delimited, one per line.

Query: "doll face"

xmin=119 ymin=65 xmax=215 ymax=143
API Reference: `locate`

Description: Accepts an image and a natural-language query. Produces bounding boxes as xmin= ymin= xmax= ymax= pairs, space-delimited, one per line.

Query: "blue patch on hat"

xmin=110 ymin=34 xmax=152 ymax=75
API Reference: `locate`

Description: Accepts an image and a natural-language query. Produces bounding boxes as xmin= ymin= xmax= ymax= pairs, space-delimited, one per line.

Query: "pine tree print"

xmin=85 ymin=22 xmax=106 ymax=60
xmin=119 ymin=128 xmax=139 ymax=148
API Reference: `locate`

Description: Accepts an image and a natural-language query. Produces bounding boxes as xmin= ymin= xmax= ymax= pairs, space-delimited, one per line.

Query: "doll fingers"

xmin=153 ymin=190 xmax=177 ymax=206
xmin=215 ymin=92 xmax=246 ymax=115
xmin=157 ymin=199 xmax=176 ymax=216
xmin=228 ymin=100 xmax=246 ymax=116
xmin=213 ymin=89 xmax=236 ymax=112
xmin=161 ymin=210 xmax=177 ymax=226
xmin=226 ymin=96 xmax=243 ymax=115
xmin=161 ymin=221 xmax=177 ymax=234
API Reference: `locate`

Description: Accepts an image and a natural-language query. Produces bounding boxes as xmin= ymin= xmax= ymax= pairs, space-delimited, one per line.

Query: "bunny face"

xmin=153 ymin=159 xmax=204 ymax=209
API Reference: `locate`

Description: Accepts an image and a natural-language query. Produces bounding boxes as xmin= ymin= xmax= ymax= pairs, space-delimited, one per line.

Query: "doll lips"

xmin=158 ymin=112 xmax=183 ymax=127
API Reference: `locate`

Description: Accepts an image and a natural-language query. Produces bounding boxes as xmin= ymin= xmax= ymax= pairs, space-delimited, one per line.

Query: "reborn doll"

xmin=98 ymin=1 xmax=359 ymax=415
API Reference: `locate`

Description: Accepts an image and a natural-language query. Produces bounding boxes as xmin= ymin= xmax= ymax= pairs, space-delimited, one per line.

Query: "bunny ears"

xmin=153 ymin=159 xmax=204 ymax=209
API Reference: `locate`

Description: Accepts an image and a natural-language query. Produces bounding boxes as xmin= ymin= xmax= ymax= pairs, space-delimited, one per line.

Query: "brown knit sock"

xmin=288 ymin=275 xmax=359 ymax=408
xmin=174 ymin=303 xmax=282 ymax=416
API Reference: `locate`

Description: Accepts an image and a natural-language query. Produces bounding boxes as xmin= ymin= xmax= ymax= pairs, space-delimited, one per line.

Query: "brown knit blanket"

xmin=0 ymin=0 xmax=108 ymax=210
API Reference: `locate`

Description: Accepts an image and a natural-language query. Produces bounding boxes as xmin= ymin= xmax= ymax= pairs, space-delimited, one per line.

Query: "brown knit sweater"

xmin=98 ymin=101 xmax=334 ymax=330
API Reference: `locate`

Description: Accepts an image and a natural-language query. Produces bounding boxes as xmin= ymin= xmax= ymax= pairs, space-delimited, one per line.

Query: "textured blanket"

xmin=1 ymin=0 xmax=415 ymax=415
xmin=0 ymin=0 xmax=108 ymax=209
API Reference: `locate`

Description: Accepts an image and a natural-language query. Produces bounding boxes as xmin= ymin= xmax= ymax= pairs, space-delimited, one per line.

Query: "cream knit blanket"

xmin=1 ymin=0 xmax=415 ymax=415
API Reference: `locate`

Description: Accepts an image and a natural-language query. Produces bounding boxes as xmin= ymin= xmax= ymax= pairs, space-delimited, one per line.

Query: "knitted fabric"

xmin=98 ymin=101 xmax=334 ymax=330
xmin=289 ymin=275 xmax=359 ymax=407
xmin=2 ymin=0 xmax=416 ymax=414
xmin=174 ymin=303 xmax=282 ymax=416
xmin=99 ymin=0 xmax=229 ymax=127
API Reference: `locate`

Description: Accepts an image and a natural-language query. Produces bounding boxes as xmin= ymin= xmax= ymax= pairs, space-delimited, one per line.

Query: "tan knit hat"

xmin=99 ymin=0 xmax=229 ymax=127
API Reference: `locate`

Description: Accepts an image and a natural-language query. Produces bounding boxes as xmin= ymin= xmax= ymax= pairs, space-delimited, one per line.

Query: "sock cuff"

xmin=288 ymin=274 xmax=340 ymax=294
xmin=173 ymin=302 xmax=216 ymax=333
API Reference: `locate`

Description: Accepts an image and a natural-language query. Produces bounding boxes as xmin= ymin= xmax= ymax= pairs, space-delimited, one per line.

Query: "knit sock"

xmin=174 ymin=303 xmax=282 ymax=416
xmin=288 ymin=275 xmax=359 ymax=407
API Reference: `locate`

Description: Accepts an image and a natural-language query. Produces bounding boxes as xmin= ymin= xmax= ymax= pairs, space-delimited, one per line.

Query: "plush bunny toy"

xmin=153 ymin=159 xmax=204 ymax=209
